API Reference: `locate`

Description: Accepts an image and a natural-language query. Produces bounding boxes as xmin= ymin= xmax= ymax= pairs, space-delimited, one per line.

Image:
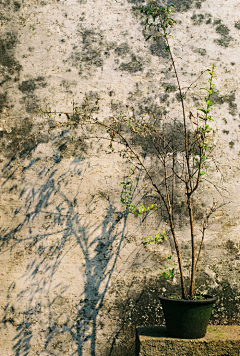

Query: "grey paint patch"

xmin=191 ymin=13 xmax=205 ymax=25
xmin=60 ymin=79 xmax=77 ymax=94
xmin=227 ymin=93 xmax=238 ymax=116
xmin=166 ymin=0 xmax=206 ymax=12
xmin=18 ymin=77 xmax=47 ymax=93
xmin=191 ymin=14 xmax=233 ymax=48
xmin=212 ymin=91 xmax=238 ymax=116
xmin=195 ymin=1 xmax=202 ymax=8
xmin=191 ymin=13 xmax=212 ymax=26
xmin=18 ymin=77 xmax=47 ymax=114
xmin=149 ymin=38 xmax=170 ymax=59
xmin=110 ymin=100 xmax=125 ymax=113
xmin=81 ymin=30 xmax=104 ymax=67
xmin=1 ymin=117 xmax=34 ymax=158
xmin=0 ymin=0 xmax=11 ymax=7
xmin=126 ymin=83 xmax=163 ymax=115
xmin=0 ymin=30 xmax=21 ymax=116
xmin=214 ymin=23 xmax=233 ymax=47
xmin=129 ymin=0 xmax=206 ymax=12
xmin=114 ymin=43 xmax=130 ymax=57
xmin=213 ymin=18 xmax=222 ymax=26
xmin=70 ymin=29 xmax=113 ymax=76
xmin=226 ymin=240 xmax=239 ymax=255
xmin=127 ymin=0 xmax=145 ymax=4
xmin=20 ymin=96 xmax=39 ymax=113
xmin=192 ymin=47 xmax=206 ymax=56
xmin=13 ymin=1 xmax=21 ymax=11
xmin=215 ymin=23 xmax=230 ymax=36
xmin=235 ymin=21 xmax=240 ymax=30
xmin=119 ymin=55 xmax=143 ymax=73
xmin=0 ymin=93 xmax=7 ymax=113
xmin=0 ymin=32 xmax=21 ymax=73
xmin=205 ymin=14 xmax=213 ymax=25
xmin=192 ymin=95 xmax=201 ymax=105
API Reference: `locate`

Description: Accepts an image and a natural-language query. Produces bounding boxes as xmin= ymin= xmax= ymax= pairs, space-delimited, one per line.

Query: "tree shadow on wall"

xmin=0 ymin=129 xmax=144 ymax=356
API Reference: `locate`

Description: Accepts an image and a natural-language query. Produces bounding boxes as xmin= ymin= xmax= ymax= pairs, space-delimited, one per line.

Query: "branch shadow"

xmin=0 ymin=129 xmax=132 ymax=356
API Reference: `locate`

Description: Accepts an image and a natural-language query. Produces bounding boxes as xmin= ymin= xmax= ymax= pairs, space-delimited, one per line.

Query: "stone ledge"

xmin=136 ymin=325 xmax=240 ymax=356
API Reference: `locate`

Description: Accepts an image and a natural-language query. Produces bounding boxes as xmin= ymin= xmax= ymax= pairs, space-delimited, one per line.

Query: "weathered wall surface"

xmin=0 ymin=0 xmax=240 ymax=355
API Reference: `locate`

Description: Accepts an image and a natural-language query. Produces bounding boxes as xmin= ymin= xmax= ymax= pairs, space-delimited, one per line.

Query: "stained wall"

xmin=0 ymin=0 xmax=240 ymax=355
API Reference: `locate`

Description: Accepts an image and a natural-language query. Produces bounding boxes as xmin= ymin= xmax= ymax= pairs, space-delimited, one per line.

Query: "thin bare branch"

xmin=183 ymin=69 xmax=209 ymax=97
xmin=195 ymin=202 xmax=230 ymax=270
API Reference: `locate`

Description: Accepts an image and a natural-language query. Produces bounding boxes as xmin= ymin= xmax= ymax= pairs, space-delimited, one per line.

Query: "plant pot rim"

xmin=159 ymin=294 xmax=217 ymax=304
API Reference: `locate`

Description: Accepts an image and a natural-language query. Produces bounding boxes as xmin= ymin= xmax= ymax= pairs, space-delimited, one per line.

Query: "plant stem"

xmin=186 ymin=186 xmax=195 ymax=299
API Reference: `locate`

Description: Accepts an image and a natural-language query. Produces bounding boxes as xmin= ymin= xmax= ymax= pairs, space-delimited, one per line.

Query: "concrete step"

xmin=136 ymin=325 xmax=240 ymax=356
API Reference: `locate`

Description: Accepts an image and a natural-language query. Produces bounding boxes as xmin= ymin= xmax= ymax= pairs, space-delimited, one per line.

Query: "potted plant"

xmin=100 ymin=1 xmax=226 ymax=339
xmin=33 ymin=1 xmax=226 ymax=339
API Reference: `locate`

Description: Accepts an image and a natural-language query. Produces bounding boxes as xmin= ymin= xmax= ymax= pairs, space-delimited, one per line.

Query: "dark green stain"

xmin=149 ymin=38 xmax=170 ymax=59
xmin=70 ymin=29 xmax=112 ymax=76
xmin=119 ymin=55 xmax=143 ymax=73
xmin=192 ymin=47 xmax=206 ymax=56
xmin=18 ymin=77 xmax=47 ymax=113
xmin=18 ymin=77 xmax=47 ymax=93
xmin=0 ymin=93 xmax=7 ymax=113
xmin=13 ymin=1 xmax=21 ymax=11
xmin=0 ymin=30 xmax=22 ymax=115
xmin=114 ymin=43 xmax=130 ymax=57
xmin=191 ymin=13 xmax=205 ymax=25
xmin=0 ymin=32 xmax=21 ymax=74
xmin=214 ymin=23 xmax=233 ymax=47
xmin=129 ymin=0 xmax=206 ymax=12
xmin=235 ymin=21 xmax=240 ymax=30
xmin=212 ymin=92 xmax=237 ymax=116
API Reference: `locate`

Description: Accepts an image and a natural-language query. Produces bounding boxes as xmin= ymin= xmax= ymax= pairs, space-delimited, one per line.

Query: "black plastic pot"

xmin=158 ymin=294 xmax=217 ymax=339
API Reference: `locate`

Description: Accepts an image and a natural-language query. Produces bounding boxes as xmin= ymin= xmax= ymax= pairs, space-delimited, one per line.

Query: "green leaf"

xmin=169 ymin=17 xmax=177 ymax=23
xmin=197 ymin=108 xmax=207 ymax=114
xmin=155 ymin=234 xmax=163 ymax=243
xmin=206 ymin=100 xmax=213 ymax=106
xmin=139 ymin=205 xmax=144 ymax=213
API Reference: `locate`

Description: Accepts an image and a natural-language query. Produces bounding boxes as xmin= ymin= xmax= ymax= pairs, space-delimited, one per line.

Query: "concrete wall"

xmin=0 ymin=0 xmax=240 ymax=355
